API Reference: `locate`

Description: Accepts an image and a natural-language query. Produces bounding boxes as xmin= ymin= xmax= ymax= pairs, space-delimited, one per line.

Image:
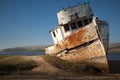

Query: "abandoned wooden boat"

xmin=45 ymin=3 xmax=109 ymax=72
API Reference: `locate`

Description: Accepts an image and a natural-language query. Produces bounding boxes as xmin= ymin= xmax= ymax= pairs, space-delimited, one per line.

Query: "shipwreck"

xmin=45 ymin=2 xmax=109 ymax=72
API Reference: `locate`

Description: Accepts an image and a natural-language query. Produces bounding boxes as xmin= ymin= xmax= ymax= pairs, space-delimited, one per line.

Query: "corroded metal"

xmin=60 ymin=39 xmax=108 ymax=72
xmin=45 ymin=3 xmax=109 ymax=73
xmin=61 ymin=39 xmax=106 ymax=61
xmin=45 ymin=21 xmax=98 ymax=54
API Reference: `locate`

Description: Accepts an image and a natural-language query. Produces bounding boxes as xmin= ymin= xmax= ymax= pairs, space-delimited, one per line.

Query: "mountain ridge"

xmin=1 ymin=45 xmax=47 ymax=52
xmin=109 ymin=43 xmax=120 ymax=53
xmin=1 ymin=43 xmax=120 ymax=52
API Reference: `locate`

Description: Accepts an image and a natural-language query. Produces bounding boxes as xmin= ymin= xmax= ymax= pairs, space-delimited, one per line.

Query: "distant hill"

xmin=1 ymin=43 xmax=120 ymax=52
xmin=109 ymin=43 xmax=120 ymax=53
xmin=1 ymin=46 xmax=47 ymax=52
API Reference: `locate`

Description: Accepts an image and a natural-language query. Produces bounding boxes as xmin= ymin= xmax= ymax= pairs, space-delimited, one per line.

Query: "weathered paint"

xmin=61 ymin=39 xmax=106 ymax=62
xmin=50 ymin=17 xmax=95 ymax=45
xmin=60 ymin=39 xmax=108 ymax=71
xmin=97 ymin=21 xmax=109 ymax=53
xmin=50 ymin=26 xmax=65 ymax=44
xmin=45 ymin=3 xmax=109 ymax=72
xmin=65 ymin=21 xmax=98 ymax=49
xmin=45 ymin=20 xmax=98 ymax=54
xmin=57 ymin=4 xmax=93 ymax=25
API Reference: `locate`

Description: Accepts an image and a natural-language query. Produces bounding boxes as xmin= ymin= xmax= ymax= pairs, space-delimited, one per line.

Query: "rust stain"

xmin=65 ymin=28 xmax=86 ymax=49
xmin=46 ymin=24 xmax=99 ymax=54
xmin=60 ymin=39 xmax=108 ymax=72
xmin=50 ymin=28 xmax=87 ymax=54
xmin=61 ymin=40 xmax=105 ymax=62
xmin=45 ymin=4 xmax=109 ymax=72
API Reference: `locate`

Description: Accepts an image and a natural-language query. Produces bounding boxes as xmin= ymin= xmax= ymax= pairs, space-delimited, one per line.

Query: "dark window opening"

xmin=89 ymin=18 xmax=93 ymax=23
xmin=70 ymin=15 xmax=74 ymax=20
xmin=64 ymin=24 xmax=70 ymax=32
xmin=83 ymin=19 xmax=89 ymax=25
xmin=70 ymin=13 xmax=78 ymax=20
xmin=77 ymin=21 xmax=83 ymax=28
xmin=71 ymin=23 xmax=77 ymax=30
xmin=75 ymin=13 xmax=79 ymax=18
xmin=53 ymin=31 xmax=56 ymax=37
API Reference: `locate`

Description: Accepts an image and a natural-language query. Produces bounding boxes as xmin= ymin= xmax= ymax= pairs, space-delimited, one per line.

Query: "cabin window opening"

xmin=89 ymin=18 xmax=93 ymax=23
xmin=77 ymin=21 xmax=83 ymax=28
xmin=64 ymin=24 xmax=70 ymax=32
xmin=75 ymin=13 xmax=79 ymax=18
xmin=83 ymin=19 xmax=89 ymax=25
xmin=71 ymin=23 xmax=77 ymax=30
xmin=70 ymin=13 xmax=78 ymax=20
xmin=70 ymin=15 xmax=74 ymax=20
xmin=53 ymin=31 xmax=56 ymax=37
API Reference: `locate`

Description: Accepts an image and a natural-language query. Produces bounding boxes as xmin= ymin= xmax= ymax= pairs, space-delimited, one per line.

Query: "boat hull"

xmin=45 ymin=21 xmax=99 ymax=55
xmin=45 ymin=19 xmax=109 ymax=72
xmin=59 ymin=39 xmax=108 ymax=72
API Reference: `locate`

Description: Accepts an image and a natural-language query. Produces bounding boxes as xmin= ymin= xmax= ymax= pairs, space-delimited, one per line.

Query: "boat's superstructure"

xmin=45 ymin=3 xmax=109 ymax=72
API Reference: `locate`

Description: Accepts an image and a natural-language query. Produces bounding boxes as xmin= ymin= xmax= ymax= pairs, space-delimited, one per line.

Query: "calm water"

xmin=0 ymin=51 xmax=120 ymax=60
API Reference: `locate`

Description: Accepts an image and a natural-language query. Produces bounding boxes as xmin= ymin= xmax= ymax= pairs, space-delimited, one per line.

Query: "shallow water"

xmin=107 ymin=53 xmax=120 ymax=60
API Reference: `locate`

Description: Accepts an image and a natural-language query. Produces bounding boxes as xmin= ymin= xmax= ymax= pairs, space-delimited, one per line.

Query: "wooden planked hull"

xmin=45 ymin=19 xmax=109 ymax=72
xmin=60 ymin=40 xmax=106 ymax=62
xmin=60 ymin=39 xmax=108 ymax=72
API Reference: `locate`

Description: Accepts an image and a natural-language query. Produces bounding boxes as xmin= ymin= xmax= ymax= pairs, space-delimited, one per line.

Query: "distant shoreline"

xmin=0 ymin=44 xmax=120 ymax=53
xmin=0 ymin=50 xmax=45 ymax=52
xmin=0 ymin=46 xmax=46 ymax=52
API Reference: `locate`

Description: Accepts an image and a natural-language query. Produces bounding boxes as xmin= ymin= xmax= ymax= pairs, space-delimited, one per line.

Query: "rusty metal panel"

xmin=61 ymin=40 xmax=106 ymax=62
xmin=45 ymin=22 xmax=99 ymax=54
xmin=65 ymin=22 xmax=98 ymax=49
xmin=45 ymin=31 xmax=108 ymax=72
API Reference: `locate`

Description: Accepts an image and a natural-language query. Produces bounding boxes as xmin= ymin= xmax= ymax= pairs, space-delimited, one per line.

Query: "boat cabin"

xmin=50 ymin=4 xmax=93 ymax=44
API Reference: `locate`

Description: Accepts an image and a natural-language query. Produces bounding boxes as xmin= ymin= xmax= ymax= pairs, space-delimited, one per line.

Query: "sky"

xmin=0 ymin=0 xmax=120 ymax=50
